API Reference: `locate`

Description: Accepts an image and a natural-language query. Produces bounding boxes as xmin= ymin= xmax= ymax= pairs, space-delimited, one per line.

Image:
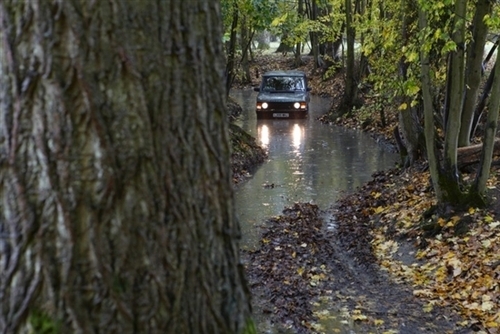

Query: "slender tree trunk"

xmin=419 ymin=4 xmax=443 ymax=202
xmin=471 ymin=62 xmax=496 ymax=136
xmin=295 ymin=0 xmax=304 ymax=67
xmin=339 ymin=0 xmax=361 ymax=114
xmin=458 ymin=0 xmax=492 ymax=147
xmin=0 ymin=1 xmax=252 ymax=333
xmin=442 ymin=0 xmax=467 ymax=202
xmin=240 ymin=17 xmax=251 ymax=84
xmin=472 ymin=47 xmax=500 ymax=196
xmin=398 ymin=0 xmax=422 ymax=166
xmin=226 ymin=0 xmax=239 ymax=95
xmin=332 ymin=32 xmax=344 ymax=61
xmin=310 ymin=0 xmax=320 ymax=68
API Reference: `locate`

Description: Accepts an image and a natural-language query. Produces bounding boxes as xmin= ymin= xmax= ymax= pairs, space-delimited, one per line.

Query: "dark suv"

xmin=253 ymin=70 xmax=311 ymax=119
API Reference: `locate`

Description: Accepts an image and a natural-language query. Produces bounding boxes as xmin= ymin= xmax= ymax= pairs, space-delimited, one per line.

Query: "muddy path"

xmin=242 ymin=200 xmax=469 ymax=334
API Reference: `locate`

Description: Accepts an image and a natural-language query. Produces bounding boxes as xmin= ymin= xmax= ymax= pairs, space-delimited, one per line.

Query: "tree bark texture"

xmin=398 ymin=0 xmax=423 ymax=166
xmin=419 ymin=5 xmax=443 ymax=202
xmin=239 ymin=16 xmax=251 ymax=84
xmin=340 ymin=0 xmax=360 ymax=114
xmin=458 ymin=0 xmax=492 ymax=147
xmin=457 ymin=138 xmax=500 ymax=170
xmin=436 ymin=0 xmax=467 ymax=204
xmin=472 ymin=45 xmax=500 ymax=195
xmin=225 ymin=0 xmax=239 ymax=95
xmin=0 ymin=1 xmax=251 ymax=333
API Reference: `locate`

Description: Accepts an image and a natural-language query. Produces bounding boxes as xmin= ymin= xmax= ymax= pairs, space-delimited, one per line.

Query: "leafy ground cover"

xmin=331 ymin=165 xmax=500 ymax=333
xmin=234 ymin=53 xmax=500 ymax=333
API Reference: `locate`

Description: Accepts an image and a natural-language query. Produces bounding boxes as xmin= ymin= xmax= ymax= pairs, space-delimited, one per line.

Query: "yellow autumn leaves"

xmin=370 ymin=171 xmax=500 ymax=331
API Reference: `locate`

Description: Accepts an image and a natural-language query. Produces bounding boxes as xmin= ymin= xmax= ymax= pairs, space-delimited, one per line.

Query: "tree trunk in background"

xmin=240 ymin=17 xmax=252 ymax=84
xmin=310 ymin=0 xmax=320 ymax=68
xmin=338 ymin=0 xmax=361 ymax=115
xmin=398 ymin=0 xmax=423 ymax=166
xmin=226 ymin=0 xmax=239 ymax=95
xmin=472 ymin=48 xmax=500 ymax=197
xmin=295 ymin=0 xmax=305 ymax=67
xmin=0 ymin=1 xmax=252 ymax=333
xmin=458 ymin=0 xmax=492 ymax=147
xmin=471 ymin=62 xmax=496 ymax=136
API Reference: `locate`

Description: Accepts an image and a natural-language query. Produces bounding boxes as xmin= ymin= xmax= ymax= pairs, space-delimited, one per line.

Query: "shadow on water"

xmin=231 ymin=88 xmax=398 ymax=333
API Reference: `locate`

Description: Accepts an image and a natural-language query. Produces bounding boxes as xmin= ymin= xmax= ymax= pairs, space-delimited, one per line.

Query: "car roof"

xmin=262 ymin=70 xmax=306 ymax=77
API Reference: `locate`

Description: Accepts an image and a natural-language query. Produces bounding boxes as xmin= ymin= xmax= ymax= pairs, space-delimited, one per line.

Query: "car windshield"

xmin=262 ymin=76 xmax=305 ymax=92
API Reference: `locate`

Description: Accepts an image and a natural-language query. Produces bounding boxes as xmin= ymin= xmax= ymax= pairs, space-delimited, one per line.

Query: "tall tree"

xmin=0 ymin=1 xmax=252 ymax=333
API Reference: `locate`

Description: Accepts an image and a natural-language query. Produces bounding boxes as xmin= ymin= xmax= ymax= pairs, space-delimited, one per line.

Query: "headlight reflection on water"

xmin=258 ymin=124 xmax=270 ymax=147
xmin=258 ymin=122 xmax=304 ymax=152
xmin=292 ymin=123 xmax=303 ymax=151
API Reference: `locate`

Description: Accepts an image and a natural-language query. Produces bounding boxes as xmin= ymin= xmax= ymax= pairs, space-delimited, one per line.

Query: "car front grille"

xmin=267 ymin=102 xmax=297 ymax=111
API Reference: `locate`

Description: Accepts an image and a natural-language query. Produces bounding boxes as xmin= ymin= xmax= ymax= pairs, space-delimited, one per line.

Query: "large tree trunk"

xmin=0 ymin=1 xmax=252 ymax=333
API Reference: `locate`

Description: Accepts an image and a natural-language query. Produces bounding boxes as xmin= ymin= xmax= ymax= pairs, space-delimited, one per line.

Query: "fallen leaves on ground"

xmin=243 ymin=203 xmax=335 ymax=333
xmin=244 ymin=197 xmax=466 ymax=333
xmin=335 ymin=163 xmax=500 ymax=332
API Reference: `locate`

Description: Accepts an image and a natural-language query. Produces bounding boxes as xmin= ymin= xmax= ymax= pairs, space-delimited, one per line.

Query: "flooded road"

xmin=231 ymin=89 xmax=399 ymax=250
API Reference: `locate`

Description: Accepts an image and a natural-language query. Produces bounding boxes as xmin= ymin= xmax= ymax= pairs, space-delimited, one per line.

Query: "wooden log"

xmin=457 ymin=138 xmax=500 ymax=170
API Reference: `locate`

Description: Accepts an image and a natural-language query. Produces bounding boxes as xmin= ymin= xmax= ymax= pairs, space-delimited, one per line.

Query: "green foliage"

xmin=356 ymin=0 xmax=416 ymax=103
xmin=249 ymin=0 xmax=279 ymax=31
xmin=322 ymin=55 xmax=342 ymax=79
xmin=242 ymin=318 xmax=257 ymax=334
xmin=221 ymin=0 xmax=279 ymax=38
xmin=28 ymin=309 xmax=60 ymax=334
xmin=355 ymin=0 xmax=485 ymax=112
xmin=484 ymin=5 xmax=500 ymax=30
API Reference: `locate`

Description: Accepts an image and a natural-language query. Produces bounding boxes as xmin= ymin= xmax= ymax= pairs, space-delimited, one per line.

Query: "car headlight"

xmin=262 ymin=102 xmax=269 ymax=109
xmin=294 ymin=102 xmax=301 ymax=109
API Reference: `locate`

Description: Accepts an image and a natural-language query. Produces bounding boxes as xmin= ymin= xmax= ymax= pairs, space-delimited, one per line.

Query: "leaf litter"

xmin=243 ymin=197 xmax=471 ymax=333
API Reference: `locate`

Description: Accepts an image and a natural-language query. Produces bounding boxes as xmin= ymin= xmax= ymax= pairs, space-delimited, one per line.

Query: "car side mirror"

xmin=253 ymin=87 xmax=260 ymax=92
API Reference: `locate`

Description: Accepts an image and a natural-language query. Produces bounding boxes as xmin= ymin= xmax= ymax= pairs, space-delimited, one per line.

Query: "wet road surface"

xmin=230 ymin=89 xmax=398 ymax=250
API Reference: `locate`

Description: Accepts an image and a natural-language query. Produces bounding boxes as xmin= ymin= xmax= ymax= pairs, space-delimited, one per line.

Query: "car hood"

xmin=257 ymin=92 xmax=309 ymax=102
